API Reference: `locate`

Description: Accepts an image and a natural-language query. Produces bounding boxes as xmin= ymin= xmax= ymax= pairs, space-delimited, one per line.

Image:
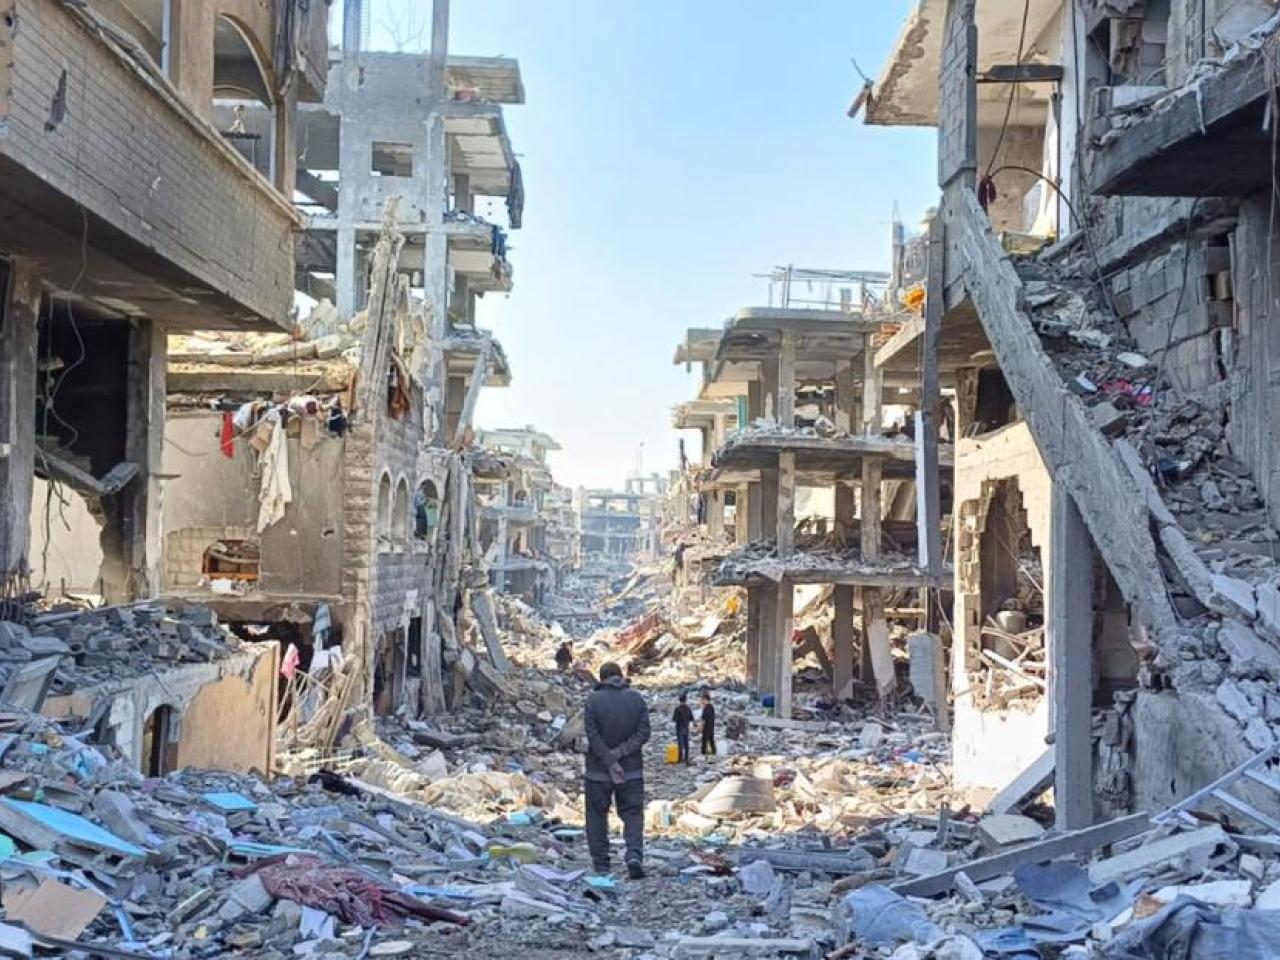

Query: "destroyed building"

xmin=474 ymin=426 xmax=565 ymax=604
xmin=859 ymin=0 xmax=1280 ymax=826
xmin=672 ymin=266 xmax=948 ymax=719
xmin=1 ymin=0 xmax=328 ymax=604
xmin=155 ymin=5 xmax=527 ymax=725
xmin=0 ymin=0 xmax=329 ymax=773
xmin=579 ymin=475 xmax=668 ymax=566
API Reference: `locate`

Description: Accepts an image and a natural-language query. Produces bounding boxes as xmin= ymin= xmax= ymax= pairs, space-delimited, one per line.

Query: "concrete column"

xmin=275 ymin=86 xmax=298 ymax=198
xmin=761 ymin=360 xmax=779 ymax=423
xmin=100 ymin=318 xmax=166 ymax=601
xmin=955 ymin=366 xmax=979 ymax=437
xmin=453 ymin=173 xmax=472 ymax=213
xmin=745 ymin=585 xmax=762 ymax=686
xmin=777 ymin=333 xmax=797 ymax=428
xmin=918 ymin=215 xmax=944 ymax=579
xmin=0 ymin=261 xmax=40 ymax=581
xmin=735 ymin=483 xmax=750 ymax=545
xmin=747 ymin=479 xmax=763 ymax=542
xmin=862 ymin=455 xmax=893 ymax=696
xmin=757 ymin=584 xmax=778 ymax=696
xmin=747 ymin=379 xmax=763 ymax=422
xmin=833 ymin=479 xmax=857 ymax=697
xmin=776 ymin=452 xmax=796 ymax=556
xmin=834 ymin=358 xmax=857 ymax=434
xmin=494 ymin=480 xmax=510 ymax=593
xmin=862 ymin=332 xmax=883 ymax=436
xmin=769 ymin=582 xmax=794 ymax=718
xmin=760 ymin=468 xmax=778 ymax=543
xmin=335 ymin=226 xmax=358 ymax=318
xmin=833 ymin=585 xmax=856 ymax=698
xmin=707 ymin=489 xmax=724 ymax=539
xmin=1050 ymin=484 xmax=1094 ymax=831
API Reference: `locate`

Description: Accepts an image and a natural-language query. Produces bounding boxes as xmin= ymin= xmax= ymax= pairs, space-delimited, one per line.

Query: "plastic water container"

xmin=665 ymin=743 xmax=680 ymax=764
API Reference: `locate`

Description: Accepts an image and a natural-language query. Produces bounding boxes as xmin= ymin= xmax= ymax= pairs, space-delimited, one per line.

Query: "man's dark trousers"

xmin=676 ymin=728 xmax=691 ymax=764
xmin=584 ymin=778 xmax=644 ymax=870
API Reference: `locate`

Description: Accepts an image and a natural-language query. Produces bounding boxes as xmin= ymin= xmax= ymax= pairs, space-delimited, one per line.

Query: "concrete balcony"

xmin=0 ymin=0 xmax=299 ymax=331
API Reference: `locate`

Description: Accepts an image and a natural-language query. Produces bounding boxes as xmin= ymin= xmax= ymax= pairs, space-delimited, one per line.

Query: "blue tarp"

xmin=0 ymin=799 xmax=144 ymax=858
xmin=1102 ymin=897 xmax=1280 ymax=960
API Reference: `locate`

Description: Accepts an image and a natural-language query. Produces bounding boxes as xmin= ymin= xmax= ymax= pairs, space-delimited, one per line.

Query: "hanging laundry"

xmin=280 ymin=643 xmax=301 ymax=680
xmin=257 ymin=412 xmax=293 ymax=532
xmin=326 ymin=401 xmax=349 ymax=437
xmin=219 ymin=412 xmax=236 ymax=458
xmin=232 ymin=401 xmax=257 ymax=434
xmin=312 ymin=603 xmax=332 ymax=645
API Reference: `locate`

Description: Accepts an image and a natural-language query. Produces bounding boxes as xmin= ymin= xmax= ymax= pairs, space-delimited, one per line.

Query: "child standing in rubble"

xmin=699 ymin=688 xmax=717 ymax=757
xmin=672 ymin=692 xmax=694 ymax=765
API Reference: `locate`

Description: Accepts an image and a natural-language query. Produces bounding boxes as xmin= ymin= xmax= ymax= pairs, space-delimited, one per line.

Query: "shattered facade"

xmin=474 ymin=426 xmax=569 ymax=604
xmin=672 ymin=267 xmax=948 ymax=719
xmin=865 ymin=0 xmax=1280 ymax=826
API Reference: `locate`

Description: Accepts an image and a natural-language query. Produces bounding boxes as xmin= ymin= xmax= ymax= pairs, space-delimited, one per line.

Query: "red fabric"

xmin=220 ymin=411 xmax=236 ymax=458
xmin=246 ymin=856 xmax=468 ymax=928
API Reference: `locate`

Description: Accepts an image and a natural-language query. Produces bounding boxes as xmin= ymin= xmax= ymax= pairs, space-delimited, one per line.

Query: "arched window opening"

xmin=141 ymin=704 xmax=178 ymax=777
xmin=393 ymin=478 xmax=410 ymax=547
xmin=213 ymin=16 xmax=276 ymax=182
xmin=376 ymin=472 xmax=392 ymax=549
xmin=415 ymin=479 xmax=441 ymax=540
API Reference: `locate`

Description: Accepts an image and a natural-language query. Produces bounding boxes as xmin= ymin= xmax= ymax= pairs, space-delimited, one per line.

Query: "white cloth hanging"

xmin=257 ymin=412 xmax=293 ymax=532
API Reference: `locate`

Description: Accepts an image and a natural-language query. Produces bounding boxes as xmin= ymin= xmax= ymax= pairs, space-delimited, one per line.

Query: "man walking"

xmin=583 ymin=661 xmax=650 ymax=878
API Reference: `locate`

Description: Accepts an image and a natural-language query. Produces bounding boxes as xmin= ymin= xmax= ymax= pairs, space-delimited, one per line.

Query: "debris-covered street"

xmin=8 ymin=0 xmax=1280 ymax=958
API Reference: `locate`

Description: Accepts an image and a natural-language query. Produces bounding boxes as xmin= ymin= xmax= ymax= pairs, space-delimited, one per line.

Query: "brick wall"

xmin=164 ymin=526 xmax=256 ymax=589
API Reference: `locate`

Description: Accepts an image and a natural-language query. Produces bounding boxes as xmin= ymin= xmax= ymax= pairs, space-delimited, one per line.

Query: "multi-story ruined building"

xmin=579 ymin=475 xmax=668 ymax=566
xmin=864 ymin=0 xmax=1280 ymax=826
xmin=1 ymin=0 xmax=328 ymax=603
xmin=157 ymin=1 xmax=525 ymax=722
xmin=0 ymin=0 xmax=330 ymax=771
xmin=474 ymin=427 xmax=561 ymax=603
xmin=673 ymin=265 xmax=947 ymax=719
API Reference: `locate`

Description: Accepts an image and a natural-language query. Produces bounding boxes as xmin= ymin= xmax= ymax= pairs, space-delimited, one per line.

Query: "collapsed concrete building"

xmin=0 ymin=0 xmax=328 ymax=771
xmin=579 ymin=475 xmax=668 ymax=566
xmin=673 ymin=266 xmax=948 ymax=719
xmin=473 ymin=426 xmax=570 ymax=604
xmin=1 ymin=0 xmax=533 ymax=778
xmin=1 ymin=0 xmax=328 ymax=604
xmin=859 ymin=0 xmax=1280 ymax=826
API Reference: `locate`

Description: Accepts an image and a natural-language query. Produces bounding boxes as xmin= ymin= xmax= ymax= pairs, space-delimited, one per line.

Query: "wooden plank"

xmin=952 ymin=189 xmax=1178 ymax=649
xmin=891 ymin=812 xmax=1151 ymax=898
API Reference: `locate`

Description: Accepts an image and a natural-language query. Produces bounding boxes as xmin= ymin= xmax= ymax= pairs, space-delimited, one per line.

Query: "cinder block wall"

xmin=164 ymin=526 xmax=256 ymax=588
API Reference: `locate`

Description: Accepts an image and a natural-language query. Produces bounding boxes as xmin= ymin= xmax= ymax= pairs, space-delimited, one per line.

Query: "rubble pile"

xmin=1010 ymin=250 xmax=1280 ymax=753
xmin=714 ymin=537 xmax=932 ymax=585
xmin=0 ymin=601 xmax=243 ymax=699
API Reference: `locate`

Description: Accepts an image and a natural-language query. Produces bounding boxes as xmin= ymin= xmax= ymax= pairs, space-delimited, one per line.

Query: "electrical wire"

xmin=988 ymin=163 xmax=1121 ymax=320
xmin=986 ymin=0 xmax=1032 ymax=178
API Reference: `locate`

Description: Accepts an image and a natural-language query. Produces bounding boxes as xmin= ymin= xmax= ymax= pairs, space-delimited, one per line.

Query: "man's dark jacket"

xmin=583 ymin=675 xmax=650 ymax=782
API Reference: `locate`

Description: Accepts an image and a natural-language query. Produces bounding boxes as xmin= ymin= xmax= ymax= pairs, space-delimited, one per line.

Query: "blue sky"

xmin=380 ymin=1 xmax=939 ymax=489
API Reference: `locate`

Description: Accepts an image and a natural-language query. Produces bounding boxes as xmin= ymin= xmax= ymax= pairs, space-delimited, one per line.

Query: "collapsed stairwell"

xmin=951 ymin=188 xmax=1280 ymax=813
